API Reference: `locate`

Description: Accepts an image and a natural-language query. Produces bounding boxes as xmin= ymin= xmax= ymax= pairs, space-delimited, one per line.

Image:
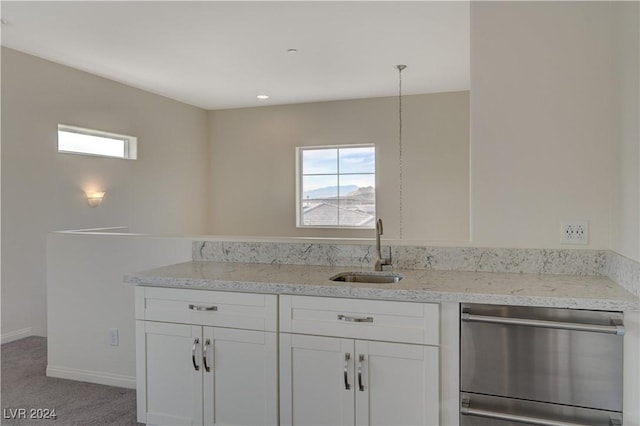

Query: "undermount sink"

xmin=329 ymin=272 xmax=403 ymax=284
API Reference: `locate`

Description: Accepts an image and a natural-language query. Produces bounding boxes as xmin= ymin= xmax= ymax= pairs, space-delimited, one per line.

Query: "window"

xmin=296 ymin=145 xmax=375 ymax=228
xmin=57 ymin=124 xmax=137 ymax=159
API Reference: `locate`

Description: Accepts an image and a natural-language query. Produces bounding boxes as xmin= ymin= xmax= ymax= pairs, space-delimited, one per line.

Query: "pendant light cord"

xmin=396 ymin=65 xmax=406 ymax=240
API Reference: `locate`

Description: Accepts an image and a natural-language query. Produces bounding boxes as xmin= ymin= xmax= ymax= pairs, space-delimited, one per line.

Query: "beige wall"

xmin=1 ymin=48 xmax=210 ymax=337
xmin=210 ymin=1 xmax=633 ymax=251
xmin=208 ymin=92 xmax=470 ymax=241
xmin=611 ymin=1 xmax=640 ymax=262
xmin=470 ymin=1 xmax=614 ymax=249
xmin=47 ymin=232 xmax=194 ymax=388
xmin=3 ymin=1 xmax=639 ymax=340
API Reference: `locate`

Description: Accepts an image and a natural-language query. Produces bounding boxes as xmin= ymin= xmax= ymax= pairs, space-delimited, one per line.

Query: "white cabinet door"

xmin=202 ymin=327 xmax=278 ymax=426
xmin=355 ymin=340 xmax=440 ymax=426
xmin=280 ymin=334 xmax=355 ymax=426
xmin=136 ymin=321 xmax=203 ymax=426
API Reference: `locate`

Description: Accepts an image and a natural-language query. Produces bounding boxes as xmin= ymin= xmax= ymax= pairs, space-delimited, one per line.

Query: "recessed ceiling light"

xmin=257 ymin=95 xmax=269 ymax=100
xmin=287 ymin=48 xmax=298 ymax=54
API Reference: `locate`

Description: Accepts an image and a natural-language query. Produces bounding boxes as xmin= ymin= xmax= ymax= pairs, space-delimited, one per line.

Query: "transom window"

xmin=296 ymin=145 xmax=375 ymax=228
xmin=58 ymin=124 xmax=137 ymax=159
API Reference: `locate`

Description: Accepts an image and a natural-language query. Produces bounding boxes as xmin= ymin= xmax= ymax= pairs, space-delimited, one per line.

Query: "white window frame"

xmin=57 ymin=124 xmax=137 ymax=159
xmin=296 ymin=143 xmax=376 ymax=229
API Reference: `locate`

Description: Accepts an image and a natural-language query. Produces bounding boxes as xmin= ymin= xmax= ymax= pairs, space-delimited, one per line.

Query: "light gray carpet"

xmin=1 ymin=337 xmax=139 ymax=425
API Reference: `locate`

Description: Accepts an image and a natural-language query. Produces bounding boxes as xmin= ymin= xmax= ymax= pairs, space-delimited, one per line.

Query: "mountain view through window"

xmin=298 ymin=145 xmax=375 ymax=228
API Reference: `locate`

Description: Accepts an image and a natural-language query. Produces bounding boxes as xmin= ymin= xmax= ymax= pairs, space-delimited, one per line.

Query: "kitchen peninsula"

xmin=127 ymin=242 xmax=639 ymax=426
xmin=126 ymin=260 xmax=637 ymax=311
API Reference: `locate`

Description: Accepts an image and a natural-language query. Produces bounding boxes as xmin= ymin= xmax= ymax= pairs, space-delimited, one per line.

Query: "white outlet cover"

xmin=109 ymin=328 xmax=119 ymax=346
xmin=560 ymin=220 xmax=589 ymax=245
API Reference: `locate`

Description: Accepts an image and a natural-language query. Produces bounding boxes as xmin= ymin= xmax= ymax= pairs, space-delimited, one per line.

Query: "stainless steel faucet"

xmin=374 ymin=218 xmax=392 ymax=271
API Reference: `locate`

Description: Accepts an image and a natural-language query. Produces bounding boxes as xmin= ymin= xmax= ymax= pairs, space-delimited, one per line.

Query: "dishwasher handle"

xmin=460 ymin=396 xmax=622 ymax=426
xmin=461 ymin=313 xmax=625 ymax=336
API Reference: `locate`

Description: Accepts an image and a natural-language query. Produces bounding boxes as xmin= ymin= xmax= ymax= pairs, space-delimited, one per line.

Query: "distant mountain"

xmin=345 ymin=186 xmax=375 ymax=199
xmin=302 ymin=185 xmax=358 ymax=199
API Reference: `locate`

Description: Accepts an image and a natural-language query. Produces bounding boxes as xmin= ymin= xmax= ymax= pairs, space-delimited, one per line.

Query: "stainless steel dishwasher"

xmin=460 ymin=303 xmax=624 ymax=426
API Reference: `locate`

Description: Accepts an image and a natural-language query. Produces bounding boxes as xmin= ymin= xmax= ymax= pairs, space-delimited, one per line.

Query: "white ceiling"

xmin=0 ymin=1 xmax=470 ymax=110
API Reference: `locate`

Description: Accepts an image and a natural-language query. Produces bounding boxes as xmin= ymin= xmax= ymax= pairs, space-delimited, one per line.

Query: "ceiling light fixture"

xmin=396 ymin=64 xmax=407 ymax=239
xmin=287 ymin=48 xmax=298 ymax=54
xmin=257 ymin=95 xmax=269 ymax=100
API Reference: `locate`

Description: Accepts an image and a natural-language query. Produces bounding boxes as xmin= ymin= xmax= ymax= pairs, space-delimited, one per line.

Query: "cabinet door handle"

xmin=358 ymin=354 xmax=365 ymax=391
xmin=344 ymin=353 xmax=351 ymax=390
xmin=337 ymin=314 xmax=373 ymax=323
xmin=203 ymin=339 xmax=211 ymax=373
xmin=192 ymin=338 xmax=200 ymax=371
xmin=189 ymin=304 xmax=218 ymax=312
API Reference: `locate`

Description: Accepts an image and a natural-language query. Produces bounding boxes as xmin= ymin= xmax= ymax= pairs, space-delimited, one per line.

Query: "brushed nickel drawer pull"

xmin=461 ymin=313 xmax=625 ymax=336
xmin=460 ymin=396 xmax=612 ymax=426
xmin=189 ymin=304 xmax=218 ymax=312
xmin=337 ymin=314 xmax=373 ymax=323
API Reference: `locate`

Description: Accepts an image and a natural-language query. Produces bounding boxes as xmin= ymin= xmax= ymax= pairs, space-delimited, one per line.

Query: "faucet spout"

xmin=375 ymin=218 xmax=391 ymax=271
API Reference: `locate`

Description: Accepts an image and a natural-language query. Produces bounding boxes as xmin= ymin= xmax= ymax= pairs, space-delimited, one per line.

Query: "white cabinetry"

xmin=280 ymin=334 xmax=354 ymax=426
xmin=136 ymin=321 xmax=203 ymax=425
xmin=135 ymin=287 xmax=278 ymax=426
xmin=279 ymin=295 xmax=440 ymax=426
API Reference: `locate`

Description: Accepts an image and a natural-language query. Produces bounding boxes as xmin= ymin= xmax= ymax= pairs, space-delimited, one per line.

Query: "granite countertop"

xmin=124 ymin=261 xmax=639 ymax=311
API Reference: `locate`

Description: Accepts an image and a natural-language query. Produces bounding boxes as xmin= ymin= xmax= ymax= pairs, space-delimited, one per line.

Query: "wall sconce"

xmin=86 ymin=191 xmax=105 ymax=207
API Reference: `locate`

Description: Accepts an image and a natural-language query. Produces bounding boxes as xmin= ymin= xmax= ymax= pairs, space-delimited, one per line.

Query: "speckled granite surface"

xmin=125 ymin=261 xmax=639 ymax=311
xmin=193 ymin=241 xmax=608 ymax=275
xmin=192 ymin=240 xmax=640 ymax=297
xmin=605 ymin=251 xmax=640 ymax=297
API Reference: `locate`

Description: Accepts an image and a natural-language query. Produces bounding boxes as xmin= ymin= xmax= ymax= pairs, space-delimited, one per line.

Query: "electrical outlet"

xmin=560 ymin=221 xmax=589 ymax=245
xmin=109 ymin=328 xmax=119 ymax=346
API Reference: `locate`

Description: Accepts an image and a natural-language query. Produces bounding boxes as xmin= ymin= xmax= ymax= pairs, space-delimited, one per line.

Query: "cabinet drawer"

xmin=136 ymin=286 xmax=277 ymax=332
xmin=279 ymin=295 xmax=439 ymax=345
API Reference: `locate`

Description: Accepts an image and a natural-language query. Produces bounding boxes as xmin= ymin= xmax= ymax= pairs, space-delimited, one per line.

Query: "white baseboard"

xmin=1 ymin=327 xmax=33 ymax=344
xmin=46 ymin=365 xmax=136 ymax=389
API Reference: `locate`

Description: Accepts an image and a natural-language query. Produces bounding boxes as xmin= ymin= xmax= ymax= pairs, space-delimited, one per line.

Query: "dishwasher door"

xmin=460 ymin=303 xmax=624 ymax=412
